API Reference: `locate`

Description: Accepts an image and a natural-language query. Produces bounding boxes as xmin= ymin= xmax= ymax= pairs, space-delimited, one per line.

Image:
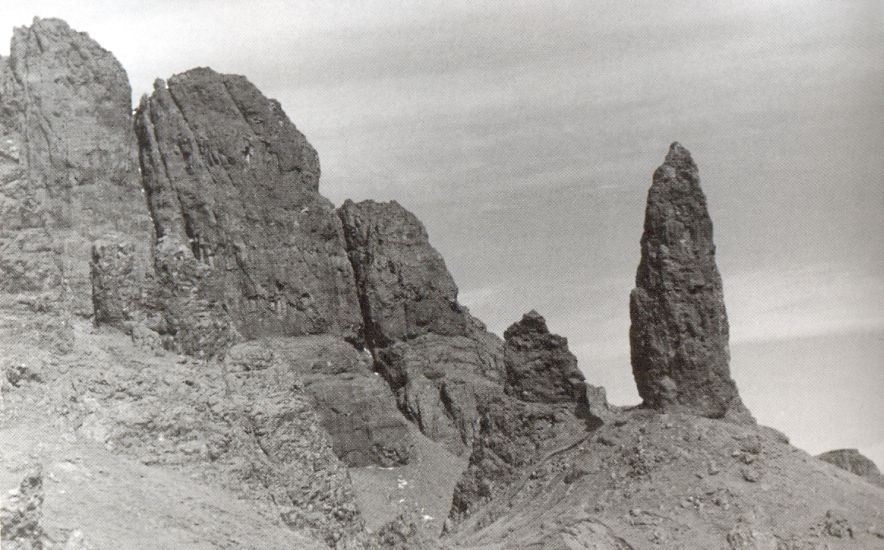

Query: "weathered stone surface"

xmin=338 ymin=199 xmax=470 ymax=347
xmin=339 ymin=200 xmax=595 ymax=523
xmin=340 ymin=199 xmax=503 ymax=459
xmin=134 ymin=68 xmax=362 ymax=352
xmin=226 ymin=336 xmax=415 ymax=467
xmin=0 ymin=18 xmax=152 ymax=317
xmin=67 ymin=345 xmax=365 ymax=547
xmin=0 ymin=465 xmax=45 ymax=550
xmin=90 ymin=234 xmax=152 ymax=328
xmin=374 ymin=332 xmax=505 ymax=456
xmin=449 ymin=393 xmax=589 ymax=520
xmin=818 ymin=449 xmax=884 ymax=487
xmin=149 ymin=237 xmax=238 ymax=358
xmin=503 ymin=310 xmax=586 ymax=404
xmin=630 ymin=142 xmax=749 ymax=419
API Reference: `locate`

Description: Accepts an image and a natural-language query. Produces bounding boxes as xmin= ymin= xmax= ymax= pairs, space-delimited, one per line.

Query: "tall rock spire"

xmin=0 ymin=18 xmax=152 ymax=318
xmin=629 ymin=142 xmax=750 ymax=420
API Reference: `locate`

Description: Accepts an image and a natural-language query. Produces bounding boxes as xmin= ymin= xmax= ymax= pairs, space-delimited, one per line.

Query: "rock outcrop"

xmin=0 ymin=466 xmax=45 ymax=550
xmin=0 ymin=19 xmax=151 ymax=324
xmin=338 ymin=199 xmax=470 ymax=346
xmin=503 ymin=310 xmax=586 ymax=404
xmin=338 ymin=200 xmax=598 ymax=521
xmin=818 ymin=449 xmax=884 ymax=487
xmin=134 ymin=68 xmax=362 ymax=353
xmin=339 ymin=200 xmax=502 ymax=453
xmin=0 ymin=18 xmax=153 ymax=318
xmin=629 ymin=142 xmax=750 ymax=420
xmin=226 ymin=336 xmax=415 ymax=467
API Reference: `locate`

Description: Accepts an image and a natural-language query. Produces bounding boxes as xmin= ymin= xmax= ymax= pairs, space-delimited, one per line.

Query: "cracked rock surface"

xmin=629 ymin=142 xmax=750 ymax=420
xmin=0 ymin=18 xmax=153 ymax=317
xmin=134 ymin=68 xmax=362 ymax=352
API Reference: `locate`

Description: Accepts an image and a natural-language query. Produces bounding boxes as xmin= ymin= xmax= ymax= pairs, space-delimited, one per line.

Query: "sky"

xmin=2 ymin=1 xmax=882 ymax=464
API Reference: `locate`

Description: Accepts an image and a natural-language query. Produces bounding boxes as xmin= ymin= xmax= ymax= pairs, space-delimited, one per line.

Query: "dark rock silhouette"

xmin=338 ymin=199 xmax=471 ymax=347
xmin=339 ymin=201 xmax=593 ymax=520
xmin=630 ymin=142 xmax=750 ymax=420
xmin=503 ymin=310 xmax=586 ymax=403
xmin=134 ymin=68 xmax=362 ymax=353
xmin=0 ymin=18 xmax=153 ymax=317
xmin=818 ymin=449 xmax=884 ymax=487
xmin=339 ymin=199 xmax=498 ymax=455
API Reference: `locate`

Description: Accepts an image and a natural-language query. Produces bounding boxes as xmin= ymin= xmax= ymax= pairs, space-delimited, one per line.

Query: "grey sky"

xmin=2 ymin=1 xmax=882 ymax=463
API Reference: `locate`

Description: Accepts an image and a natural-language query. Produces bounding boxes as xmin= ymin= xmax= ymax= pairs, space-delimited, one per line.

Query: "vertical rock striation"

xmin=0 ymin=18 xmax=152 ymax=317
xmin=338 ymin=199 xmax=470 ymax=347
xmin=134 ymin=68 xmax=362 ymax=353
xmin=339 ymin=199 xmax=501 ymax=454
xmin=630 ymin=142 xmax=749 ymax=420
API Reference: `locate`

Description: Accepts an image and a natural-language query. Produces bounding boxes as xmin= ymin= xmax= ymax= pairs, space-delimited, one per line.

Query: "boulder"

xmin=629 ymin=142 xmax=750 ymax=420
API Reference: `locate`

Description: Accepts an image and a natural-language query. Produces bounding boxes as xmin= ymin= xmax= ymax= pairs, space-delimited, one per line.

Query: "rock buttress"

xmin=0 ymin=18 xmax=153 ymax=318
xmin=339 ymin=200 xmax=593 ymax=521
xmin=134 ymin=68 xmax=362 ymax=353
xmin=337 ymin=198 xmax=470 ymax=347
xmin=339 ymin=199 xmax=500 ymax=454
xmin=629 ymin=142 xmax=750 ymax=420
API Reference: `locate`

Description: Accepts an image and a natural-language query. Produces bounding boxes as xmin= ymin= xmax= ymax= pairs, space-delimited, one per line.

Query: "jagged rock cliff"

xmin=0 ymin=18 xmax=152 ymax=319
xmin=339 ymin=199 xmax=501 ymax=455
xmin=338 ymin=199 xmax=471 ymax=346
xmin=134 ymin=68 xmax=362 ymax=353
xmin=338 ymin=201 xmax=595 ymax=520
xmin=225 ymin=336 xmax=415 ymax=467
xmin=630 ymin=142 xmax=750 ymax=420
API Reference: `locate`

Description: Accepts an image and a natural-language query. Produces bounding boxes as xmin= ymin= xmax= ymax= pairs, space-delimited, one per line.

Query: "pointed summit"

xmin=629 ymin=143 xmax=751 ymax=420
xmin=664 ymin=141 xmax=694 ymax=165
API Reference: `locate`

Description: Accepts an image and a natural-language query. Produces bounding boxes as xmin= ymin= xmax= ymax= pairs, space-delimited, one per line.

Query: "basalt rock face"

xmin=225 ymin=336 xmax=415 ymax=467
xmin=0 ymin=18 xmax=153 ymax=318
xmin=339 ymin=199 xmax=500 ymax=454
xmin=630 ymin=142 xmax=749 ymax=420
xmin=818 ymin=449 xmax=884 ymax=487
xmin=338 ymin=199 xmax=470 ymax=347
xmin=503 ymin=310 xmax=586 ymax=404
xmin=134 ymin=68 xmax=362 ymax=354
xmin=450 ymin=310 xmax=593 ymax=520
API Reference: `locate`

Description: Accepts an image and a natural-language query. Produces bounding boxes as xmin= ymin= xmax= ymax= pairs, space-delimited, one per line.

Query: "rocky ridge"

xmin=818 ymin=448 xmax=884 ymax=488
xmin=1 ymin=17 xmax=882 ymax=550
